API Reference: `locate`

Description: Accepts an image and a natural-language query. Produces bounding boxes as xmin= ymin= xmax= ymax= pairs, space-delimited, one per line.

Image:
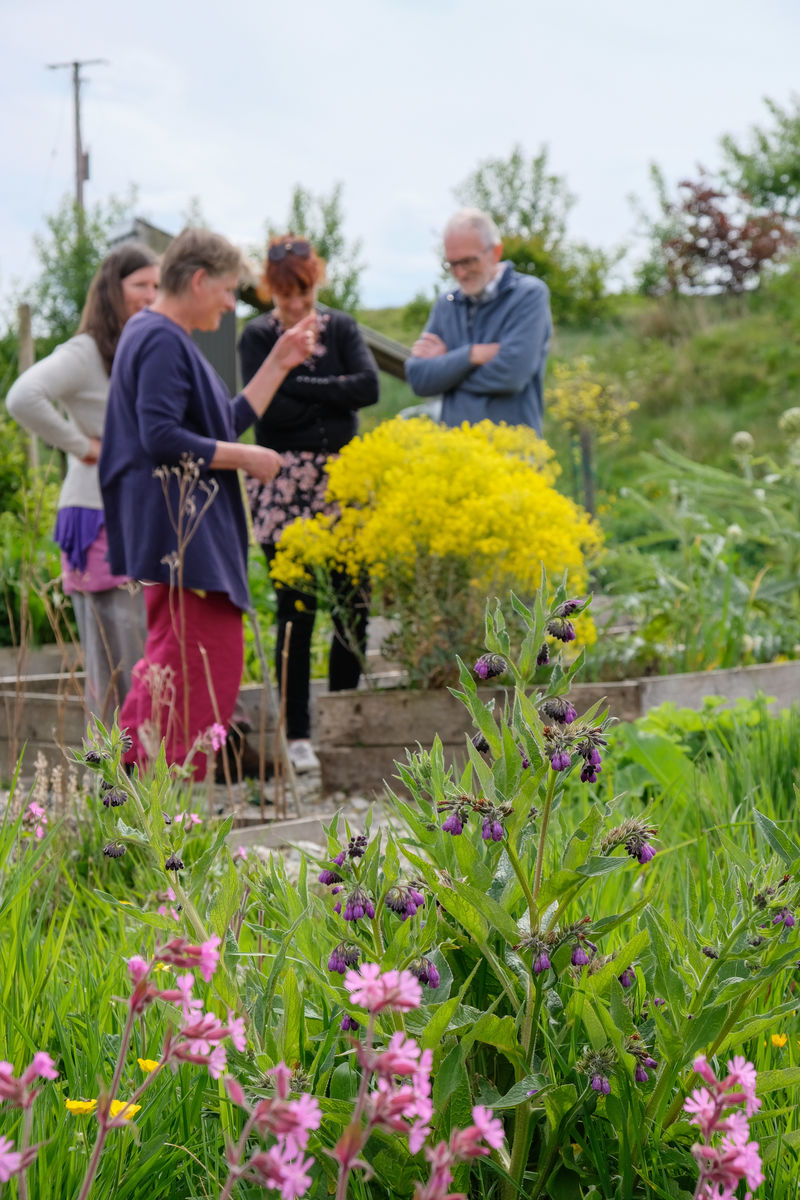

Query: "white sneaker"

xmin=287 ymin=739 xmax=321 ymax=774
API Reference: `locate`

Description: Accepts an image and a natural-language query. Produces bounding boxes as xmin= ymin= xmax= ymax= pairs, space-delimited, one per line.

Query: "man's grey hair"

xmin=444 ymin=208 xmax=502 ymax=248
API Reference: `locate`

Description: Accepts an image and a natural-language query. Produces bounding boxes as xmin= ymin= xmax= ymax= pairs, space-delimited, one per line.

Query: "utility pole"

xmin=46 ymin=59 xmax=108 ymax=216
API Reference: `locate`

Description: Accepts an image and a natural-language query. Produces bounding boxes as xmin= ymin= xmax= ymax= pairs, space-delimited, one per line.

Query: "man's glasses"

xmin=443 ymin=252 xmax=487 ymax=274
xmin=268 ymin=239 xmax=312 ymax=263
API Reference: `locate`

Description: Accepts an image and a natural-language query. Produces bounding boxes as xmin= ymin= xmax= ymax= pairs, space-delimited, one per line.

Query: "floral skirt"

xmin=245 ymin=450 xmax=337 ymax=547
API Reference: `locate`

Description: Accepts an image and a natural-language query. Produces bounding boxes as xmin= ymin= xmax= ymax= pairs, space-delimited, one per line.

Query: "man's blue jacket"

xmin=404 ymin=263 xmax=551 ymax=434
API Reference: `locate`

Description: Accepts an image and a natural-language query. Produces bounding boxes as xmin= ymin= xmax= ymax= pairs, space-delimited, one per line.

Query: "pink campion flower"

xmin=344 ymin=963 xmax=423 ymax=1013
xmin=0 ymin=1137 xmax=24 ymax=1184
xmin=684 ymin=1087 xmax=719 ymax=1141
xmin=248 ymin=1145 xmax=315 ymax=1200
xmin=253 ymin=1094 xmax=322 ymax=1156
xmin=175 ymin=973 xmax=203 ymax=1021
xmin=685 ymin=1055 xmax=763 ymax=1199
xmin=174 ymin=812 xmax=202 ymax=827
xmin=364 ymin=1032 xmax=428 ymax=1078
xmin=468 ymin=1106 xmax=505 ymax=1150
xmin=156 ymin=935 xmax=221 ymax=983
xmin=25 ymin=802 xmax=48 ymax=840
xmin=227 ymin=1012 xmax=247 ymax=1052
xmin=207 ymin=1047 xmax=227 ymax=1079
xmin=0 ymin=1054 xmax=59 ymax=1109
xmin=209 ymin=723 xmax=227 ymax=752
xmin=268 ymin=1062 xmax=293 ymax=1100
xmin=225 ymin=1075 xmax=247 ymax=1108
xmin=21 ymin=1053 xmax=58 ymax=1085
xmin=234 ymin=845 xmax=249 ymax=862
xmin=127 ymin=956 xmax=149 ymax=985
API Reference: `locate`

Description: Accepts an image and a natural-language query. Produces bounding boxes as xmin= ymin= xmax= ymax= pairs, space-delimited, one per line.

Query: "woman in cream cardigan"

xmin=7 ymin=243 xmax=160 ymax=720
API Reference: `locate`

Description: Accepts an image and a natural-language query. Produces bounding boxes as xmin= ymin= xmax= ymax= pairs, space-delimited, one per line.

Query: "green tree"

xmin=722 ymin=95 xmax=800 ymax=221
xmin=454 ymin=143 xmax=576 ymax=252
xmin=28 ymin=188 xmax=137 ymax=346
xmin=455 ymin=145 xmax=616 ymax=323
xmin=268 ymin=183 xmax=364 ymax=313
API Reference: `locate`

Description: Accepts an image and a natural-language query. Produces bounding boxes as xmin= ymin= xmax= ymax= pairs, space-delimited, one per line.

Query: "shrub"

xmin=270 ymin=418 xmax=601 ymax=686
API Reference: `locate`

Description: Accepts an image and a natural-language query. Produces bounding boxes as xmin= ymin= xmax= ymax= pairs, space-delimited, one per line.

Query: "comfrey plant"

xmin=344 ymin=577 xmax=798 ymax=1198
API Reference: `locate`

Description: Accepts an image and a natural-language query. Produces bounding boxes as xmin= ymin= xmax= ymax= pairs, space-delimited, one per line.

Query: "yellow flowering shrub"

xmin=548 ymin=358 xmax=637 ymax=445
xmin=272 ymin=418 xmax=601 ymax=686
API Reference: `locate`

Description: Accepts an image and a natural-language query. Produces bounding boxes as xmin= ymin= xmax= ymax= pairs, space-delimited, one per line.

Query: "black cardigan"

xmin=238 ymin=305 xmax=379 ymax=453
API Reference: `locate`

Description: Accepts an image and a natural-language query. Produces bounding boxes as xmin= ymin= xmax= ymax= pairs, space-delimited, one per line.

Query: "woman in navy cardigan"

xmin=100 ymin=228 xmax=315 ymax=779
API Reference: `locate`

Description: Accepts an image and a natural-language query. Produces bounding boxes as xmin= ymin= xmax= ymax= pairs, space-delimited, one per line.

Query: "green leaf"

xmin=278 ymin=970 xmax=302 ymax=1065
xmin=461 ymin=1013 xmax=525 ymax=1071
xmin=542 ymin=1083 xmax=578 ymax=1132
xmin=562 ymin=806 xmax=604 ymax=872
xmin=575 ymin=855 xmax=628 ymax=878
xmin=491 ymin=1074 xmax=546 ymax=1109
xmin=207 ymin=851 xmax=240 ymax=940
xmin=433 ymin=1043 xmax=466 ymax=1110
xmin=756 ymin=1064 xmax=800 ymax=1095
xmin=753 ymin=809 xmax=800 ymax=867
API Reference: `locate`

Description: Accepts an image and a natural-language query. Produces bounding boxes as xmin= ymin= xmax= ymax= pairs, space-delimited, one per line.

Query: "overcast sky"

xmin=2 ymin=0 xmax=799 ymax=312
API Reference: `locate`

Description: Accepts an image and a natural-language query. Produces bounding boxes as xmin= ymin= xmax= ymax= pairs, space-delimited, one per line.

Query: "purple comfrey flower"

xmin=554 ymin=598 xmax=583 ymax=618
xmin=644 ymin=1056 xmax=658 ymax=1070
xmin=409 ymin=956 xmax=440 ymax=989
xmin=536 ymin=642 xmax=550 ymax=667
xmin=550 ymin=750 xmax=571 ymax=772
xmin=319 ymin=867 xmax=344 ymax=886
xmin=341 ymin=1015 xmax=359 ymax=1032
xmin=328 ymin=942 xmax=360 ymax=975
xmin=347 ymin=836 xmax=367 ymax=859
xmin=472 ymin=731 xmax=490 ymax=754
xmin=580 ymin=762 xmax=600 ymax=783
xmin=342 ymin=886 xmax=376 ymax=923
xmin=653 ymin=997 xmax=666 ymax=1009
xmin=625 ymin=834 xmax=656 ymax=865
xmin=571 ymin=944 xmax=591 ymax=967
xmin=332 ymin=850 xmax=346 ymax=866
xmin=442 ymin=811 xmax=465 ymax=836
xmin=385 ymin=884 xmax=425 ymax=920
xmin=102 ymin=789 xmax=127 ymax=808
xmin=546 ymin=617 xmax=576 ymax=643
xmin=591 ymin=1073 xmax=611 ymax=1094
xmin=542 ymin=697 xmax=578 ymax=725
xmin=634 ymin=1064 xmax=649 ymax=1083
xmin=618 ymin=967 xmax=636 ymax=989
xmin=518 ymin=744 xmax=530 ymax=769
xmin=474 ymin=653 xmax=508 ymax=680
xmin=481 ymin=818 xmax=504 ymax=843
xmin=533 ymin=951 xmax=551 ymax=975
xmin=773 ymin=907 xmax=796 ymax=928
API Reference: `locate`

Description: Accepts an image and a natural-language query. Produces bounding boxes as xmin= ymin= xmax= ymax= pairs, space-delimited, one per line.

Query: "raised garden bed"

xmin=316 ymin=658 xmax=800 ymax=797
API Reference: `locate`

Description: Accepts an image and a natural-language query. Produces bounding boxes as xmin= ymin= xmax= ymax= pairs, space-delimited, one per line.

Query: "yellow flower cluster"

xmin=65 ymin=1098 xmax=142 ymax=1119
xmin=273 ymin=418 xmax=599 ymax=592
xmin=548 ymin=358 xmax=638 ymax=445
xmin=271 ymin=419 xmax=600 ymax=685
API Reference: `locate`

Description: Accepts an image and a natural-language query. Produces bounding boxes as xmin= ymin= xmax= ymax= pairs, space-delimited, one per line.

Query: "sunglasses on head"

xmin=267 ymin=239 xmax=312 ymax=263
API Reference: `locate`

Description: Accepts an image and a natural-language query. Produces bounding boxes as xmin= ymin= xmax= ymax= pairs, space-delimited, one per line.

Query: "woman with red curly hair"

xmin=239 ymin=236 xmax=379 ymax=773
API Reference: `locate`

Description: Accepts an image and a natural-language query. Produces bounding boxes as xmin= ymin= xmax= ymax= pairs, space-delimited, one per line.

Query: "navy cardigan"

xmin=100 ymin=310 xmax=257 ymax=612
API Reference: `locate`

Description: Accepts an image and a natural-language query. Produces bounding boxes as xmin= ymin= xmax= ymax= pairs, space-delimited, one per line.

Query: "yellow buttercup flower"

xmin=64 ymin=1097 xmax=141 ymax=1119
xmin=109 ymin=1100 xmax=141 ymax=1119
xmin=772 ymin=1034 xmax=788 ymax=1048
xmin=137 ymin=1058 xmax=160 ymax=1073
xmin=65 ymin=1098 xmax=97 ymax=1115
